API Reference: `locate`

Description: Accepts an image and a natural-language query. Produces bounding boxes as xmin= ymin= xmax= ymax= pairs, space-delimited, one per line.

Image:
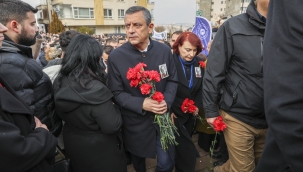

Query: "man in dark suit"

xmin=255 ymin=1 xmax=303 ymax=171
xmin=108 ymin=6 xmax=178 ymax=172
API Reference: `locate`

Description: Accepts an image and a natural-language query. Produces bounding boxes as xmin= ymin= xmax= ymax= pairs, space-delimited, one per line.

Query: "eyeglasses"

xmin=125 ymin=23 xmax=143 ymax=30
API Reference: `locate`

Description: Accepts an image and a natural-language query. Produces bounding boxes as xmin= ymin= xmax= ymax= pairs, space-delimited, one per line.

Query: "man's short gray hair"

xmin=125 ymin=6 xmax=152 ymax=26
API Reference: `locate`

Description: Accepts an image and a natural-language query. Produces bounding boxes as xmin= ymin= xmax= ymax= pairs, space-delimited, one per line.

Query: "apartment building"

xmin=225 ymin=0 xmax=250 ymax=18
xmin=36 ymin=0 xmax=154 ymax=34
xmin=196 ymin=0 xmax=249 ymax=25
xmin=197 ymin=0 xmax=226 ymax=23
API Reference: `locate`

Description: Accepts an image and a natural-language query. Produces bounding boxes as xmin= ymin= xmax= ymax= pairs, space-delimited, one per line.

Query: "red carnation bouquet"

xmin=181 ymin=98 xmax=204 ymax=123
xmin=210 ymin=116 xmax=227 ymax=169
xmin=126 ymin=63 xmax=178 ymax=151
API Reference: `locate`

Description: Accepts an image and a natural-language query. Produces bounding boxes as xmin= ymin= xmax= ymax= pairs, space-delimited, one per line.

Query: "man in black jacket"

xmin=255 ymin=1 xmax=303 ymax=171
xmin=0 ymin=75 xmax=57 ymax=172
xmin=0 ymin=0 xmax=61 ymax=137
xmin=203 ymin=0 xmax=269 ymax=171
xmin=108 ymin=6 xmax=178 ymax=172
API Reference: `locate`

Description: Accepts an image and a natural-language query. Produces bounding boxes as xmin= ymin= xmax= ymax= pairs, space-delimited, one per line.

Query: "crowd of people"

xmin=0 ymin=0 xmax=303 ymax=172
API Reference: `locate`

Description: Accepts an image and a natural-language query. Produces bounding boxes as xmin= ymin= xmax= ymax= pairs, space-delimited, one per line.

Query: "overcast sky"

xmin=21 ymin=0 xmax=197 ymax=25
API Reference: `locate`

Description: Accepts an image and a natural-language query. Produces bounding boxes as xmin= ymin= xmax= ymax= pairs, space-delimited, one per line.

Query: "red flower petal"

xmin=152 ymin=91 xmax=164 ymax=103
xmin=199 ymin=61 xmax=205 ymax=68
xmin=140 ymin=83 xmax=153 ymax=95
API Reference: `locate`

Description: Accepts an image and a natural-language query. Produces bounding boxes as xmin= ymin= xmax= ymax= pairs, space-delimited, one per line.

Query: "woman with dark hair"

xmin=171 ymin=32 xmax=204 ymax=172
xmin=53 ymin=34 xmax=126 ymax=172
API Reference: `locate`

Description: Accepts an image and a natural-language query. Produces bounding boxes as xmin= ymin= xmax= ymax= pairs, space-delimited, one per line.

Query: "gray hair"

xmin=125 ymin=6 xmax=152 ymax=25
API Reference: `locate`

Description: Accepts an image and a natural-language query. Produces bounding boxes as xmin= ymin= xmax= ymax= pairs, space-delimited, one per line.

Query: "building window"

xmin=211 ymin=9 xmax=213 ymax=11
xmin=74 ymin=8 xmax=94 ymax=18
xmin=118 ymin=9 xmax=124 ymax=19
xmin=118 ymin=0 xmax=124 ymax=1
xmin=211 ymin=15 xmax=213 ymax=18
xmin=115 ymin=26 xmax=121 ymax=33
xmin=150 ymin=9 xmax=154 ymax=18
xmin=221 ymin=1 xmax=223 ymax=4
xmin=220 ymin=8 xmax=222 ymax=11
xmin=211 ymin=1 xmax=214 ymax=4
xmin=104 ymin=9 xmax=112 ymax=18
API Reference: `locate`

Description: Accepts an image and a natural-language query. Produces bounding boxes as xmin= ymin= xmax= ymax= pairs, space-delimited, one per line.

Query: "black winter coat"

xmin=54 ymin=75 xmax=126 ymax=172
xmin=203 ymin=1 xmax=267 ymax=128
xmin=0 ymin=76 xmax=57 ymax=172
xmin=255 ymin=1 xmax=303 ymax=171
xmin=0 ymin=37 xmax=62 ymax=136
xmin=108 ymin=39 xmax=178 ymax=158
xmin=171 ymin=54 xmax=203 ymax=172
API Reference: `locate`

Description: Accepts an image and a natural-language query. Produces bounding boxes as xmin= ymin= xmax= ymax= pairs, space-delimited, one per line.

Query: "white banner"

xmin=152 ymin=30 xmax=167 ymax=41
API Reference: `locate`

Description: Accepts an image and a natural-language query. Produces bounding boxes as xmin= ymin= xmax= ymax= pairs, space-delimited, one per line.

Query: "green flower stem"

xmin=149 ymin=81 xmax=178 ymax=151
xmin=209 ymin=131 xmax=219 ymax=170
xmin=154 ymin=112 xmax=179 ymax=151
xmin=194 ymin=115 xmax=205 ymax=124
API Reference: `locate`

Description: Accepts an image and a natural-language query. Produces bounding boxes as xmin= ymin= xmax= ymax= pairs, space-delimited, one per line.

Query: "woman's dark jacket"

xmin=0 ymin=76 xmax=57 ymax=172
xmin=0 ymin=36 xmax=62 ymax=136
xmin=172 ymin=53 xmax=204 ymax=172
xmin=54 ymin=75 xmax=126 ymax=172
xmin=203 ymin=1 xmax=267 ymax=129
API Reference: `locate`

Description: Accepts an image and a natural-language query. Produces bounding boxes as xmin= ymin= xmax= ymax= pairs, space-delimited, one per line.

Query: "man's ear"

xmin=148 ymin=23 xmax=154 ymax=34
xmin=9 ymin=20 xmax=21 ymax=33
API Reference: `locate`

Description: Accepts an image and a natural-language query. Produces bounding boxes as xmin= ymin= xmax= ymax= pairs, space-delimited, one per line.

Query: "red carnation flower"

xmin=134 ymin=62 xmax=147 ymax=72
xmin=199 ymin=61 xmax=205 ymax=68
xmin=130 ymin=79 xmax=140 ymax=87
xmin=210 ymin=115 xmax=227 ymax=166
xmin=213 ymin=116 xmax=227 ymax=132
xmin=188 ymin=104 xmax=197 ymax=113
xmin=181 ymin=98 xmax=197 ymax=113
xmin=181 ymin=98 xmax=189 ymax=113
xmin=126 ymin=68 xmax=137 ymax=80
xmin=140 ymin=83 xmax=153 ymax=95
xmin=148 ymin=70 xmax=161 ymax=82
xmin=217 ymin=116 xmax=223 ymax=121
xmin=152 ymin=91 xmax=164 ymax=103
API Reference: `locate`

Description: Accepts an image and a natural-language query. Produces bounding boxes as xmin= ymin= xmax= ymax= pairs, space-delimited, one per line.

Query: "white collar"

xmin=139 ymin=40 xmax=150 ymax=52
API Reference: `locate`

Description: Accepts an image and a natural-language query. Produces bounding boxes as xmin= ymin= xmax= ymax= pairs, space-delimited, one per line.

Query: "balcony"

xmin=53 ymin=4 xmax=73 ymax=19
xmin=36 ymin=0 xmax=47 ymax=9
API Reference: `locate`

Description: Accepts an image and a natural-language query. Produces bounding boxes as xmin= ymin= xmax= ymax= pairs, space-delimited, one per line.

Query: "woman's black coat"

xmin=54 ymin=76 xmax=126 ymax=172
xmin=171 ymin=53 xmax=204 ymax=172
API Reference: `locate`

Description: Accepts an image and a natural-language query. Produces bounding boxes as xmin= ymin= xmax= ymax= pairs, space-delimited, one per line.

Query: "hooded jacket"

xmin=203 ymin=1 xmax=267 ymax=128
xmin=0 ymin=36 xmax=62 ymax=136
xmin=53 ymin=75 xmax=126 ymax=172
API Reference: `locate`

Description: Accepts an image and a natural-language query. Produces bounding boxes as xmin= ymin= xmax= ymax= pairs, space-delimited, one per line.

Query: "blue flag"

xmin=192 ymin=16 xmax=212 ymax=56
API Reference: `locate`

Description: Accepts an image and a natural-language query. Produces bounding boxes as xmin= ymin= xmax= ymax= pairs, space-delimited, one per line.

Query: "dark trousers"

xmin=131 ymin=133 xmax=174 ymax=172
xmin=198 ymin=132 xmax=220 ymax=152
